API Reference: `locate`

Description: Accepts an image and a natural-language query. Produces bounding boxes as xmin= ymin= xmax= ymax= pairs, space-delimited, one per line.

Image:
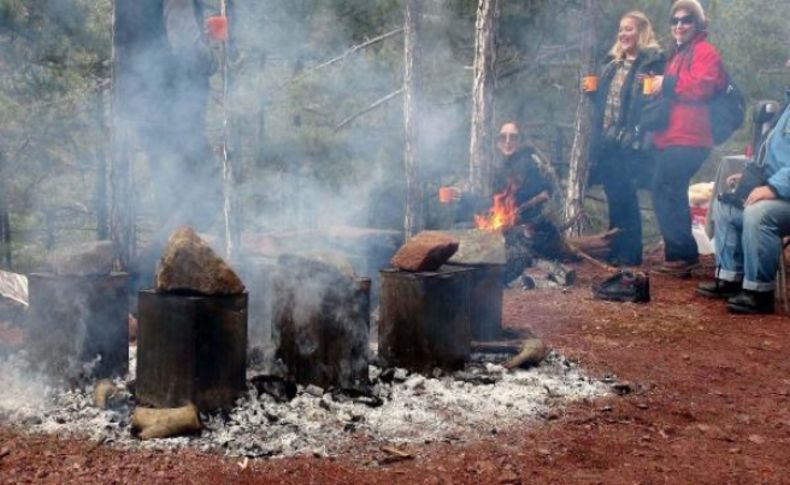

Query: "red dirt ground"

xmin=2 ymin=256 xmax=790 ymax=484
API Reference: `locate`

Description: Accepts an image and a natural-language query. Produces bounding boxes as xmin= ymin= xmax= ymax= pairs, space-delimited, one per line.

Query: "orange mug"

xmin=438 ymin=186 xmax=461 ymax=204
xmin=642 ymin=76 xmax=654 ymax=95
xmin=582 ymin=75 xmax=599 ymax=93
xmin=206 ymin=15 xmax=228 ymax=42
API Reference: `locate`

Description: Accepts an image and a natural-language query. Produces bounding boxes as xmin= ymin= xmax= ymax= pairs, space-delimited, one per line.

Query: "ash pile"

xmin=0 ymin=347 xmax=606 ymax=459
xmin=0 ymin=228 xmax=608 ymax=459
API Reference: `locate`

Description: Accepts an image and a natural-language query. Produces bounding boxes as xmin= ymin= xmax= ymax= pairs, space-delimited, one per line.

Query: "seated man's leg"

xmin=727 ymin=199 xmax=790 ymax=314
xmin=741 ymin=199 xmax=790 ymax=291
xmin=713 ymin=200 xmax=744 ymax=282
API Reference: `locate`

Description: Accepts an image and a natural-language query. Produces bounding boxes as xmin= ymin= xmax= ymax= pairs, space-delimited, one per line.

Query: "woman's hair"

xmin=608 ymin=11 xmax=661 ymax=60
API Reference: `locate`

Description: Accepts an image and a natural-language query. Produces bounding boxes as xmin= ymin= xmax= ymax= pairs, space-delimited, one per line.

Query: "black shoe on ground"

xmin=696 ymin=280 xmax=741 ymax=299
xmin=726 ymin=290 xmax=775 ymax=315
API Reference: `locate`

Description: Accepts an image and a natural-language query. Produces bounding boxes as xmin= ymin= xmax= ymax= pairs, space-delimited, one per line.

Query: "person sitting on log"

xmin=491 ymin=121 xmax=567 ymax=262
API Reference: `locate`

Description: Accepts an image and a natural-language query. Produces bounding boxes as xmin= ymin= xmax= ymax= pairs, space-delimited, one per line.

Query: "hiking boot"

xmin=593 ymin=270 xmax=650 ymax=303
xmin=696 ymin=279 xmax=741 ymax=299
xmin=726 ymin=290 xmax=775 ymax=315
xmin=652 ymin=260 xmax=701 ymax=278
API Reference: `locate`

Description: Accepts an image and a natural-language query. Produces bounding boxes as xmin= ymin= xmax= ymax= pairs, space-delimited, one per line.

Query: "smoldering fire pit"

xmin=378 ymin=265 xmax=473 ymax=372
xmin=136 ymin=290 xmax=248 ymax=411
xmin=26 ymin=272 xmax=129 ymax=380
xmin=273 ymin=254 xmax=370 ymax=390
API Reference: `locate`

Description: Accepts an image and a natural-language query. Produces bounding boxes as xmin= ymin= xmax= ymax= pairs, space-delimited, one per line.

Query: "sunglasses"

xmin=498 ymin=133 xmax=520 ymax=142
xmin=670 ymin=14 xmax=695 ymax=27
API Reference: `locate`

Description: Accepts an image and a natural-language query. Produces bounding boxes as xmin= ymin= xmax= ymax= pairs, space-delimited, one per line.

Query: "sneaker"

xmin=726 ymin=290 xmax=775 ymax=315
xmin=653 ymin=260 xmax=701 ymax=278
xmin=696 ymin=280 xmax=741 ymax=299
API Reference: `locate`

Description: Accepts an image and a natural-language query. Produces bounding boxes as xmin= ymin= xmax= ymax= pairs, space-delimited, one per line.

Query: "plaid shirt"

xmin=602 ymin=59 xmax=633 ymax=131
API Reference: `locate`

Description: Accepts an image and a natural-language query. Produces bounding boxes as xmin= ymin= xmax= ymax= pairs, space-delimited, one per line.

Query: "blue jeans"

xmin=713 ymin=198 xmax=790 ymax=291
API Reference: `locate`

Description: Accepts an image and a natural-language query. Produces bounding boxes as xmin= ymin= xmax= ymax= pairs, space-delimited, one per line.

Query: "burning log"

xmin=273 ymin=254 xmax=370 ymax=390
xmin=390 ymin=231 xmax=459 ymax=272
xmin=131 ymin=404 xmax=202 ymax=440
xmin=378 ymin=266 xmax=472 ymax=372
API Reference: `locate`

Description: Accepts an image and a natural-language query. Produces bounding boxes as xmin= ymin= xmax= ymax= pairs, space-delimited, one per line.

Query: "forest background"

xmin=1 ymin=0 xmax=789 ymax=271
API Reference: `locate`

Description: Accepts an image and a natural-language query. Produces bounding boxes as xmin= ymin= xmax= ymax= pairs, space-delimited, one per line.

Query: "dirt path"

xmin=2 ymin=258 xmax=790 ymax=484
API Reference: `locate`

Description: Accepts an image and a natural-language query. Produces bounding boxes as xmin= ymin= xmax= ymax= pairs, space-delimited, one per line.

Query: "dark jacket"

xmin=590 ymin=47 xmax=666 ymax=161
xmin=493 ymin=146 xmax=553 ymax=223
xmin=653 ymin=32 xmax=726 ymax=149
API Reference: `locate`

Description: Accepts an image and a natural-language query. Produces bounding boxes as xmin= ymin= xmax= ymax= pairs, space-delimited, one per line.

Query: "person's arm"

xmin=662 ymin=45 xmax=724 ymax=102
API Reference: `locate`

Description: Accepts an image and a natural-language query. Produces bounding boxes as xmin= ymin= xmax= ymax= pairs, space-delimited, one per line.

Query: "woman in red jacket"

xmin=650 ymin=0 xmax=725 ymax=276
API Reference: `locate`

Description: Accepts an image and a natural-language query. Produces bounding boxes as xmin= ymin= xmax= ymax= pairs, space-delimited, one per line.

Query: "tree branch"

xmin=334 ymin=88 xmax=403 ymax=131
xmin=282 ymin=27 xmax=404 ymax=87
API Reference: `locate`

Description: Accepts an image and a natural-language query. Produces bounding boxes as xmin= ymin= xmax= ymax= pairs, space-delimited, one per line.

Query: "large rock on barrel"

xmin=155 ymin=227 xmax=244 ymax=295
xmin=391 ymin=231 xmax=459 ymax=272
xmin=49 ymin=241 xmax=117 ymax=276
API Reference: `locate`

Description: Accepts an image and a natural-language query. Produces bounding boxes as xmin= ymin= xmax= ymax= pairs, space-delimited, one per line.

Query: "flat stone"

xmin=154 ymin=227 xmax=244 ymax=295
xmin=391 ymin=231 xmax=459 ymax=272
xmin=444 ymin=230 xmax=507 ymax=266
xmin=49 ymin=241 xmax=116 ymax=276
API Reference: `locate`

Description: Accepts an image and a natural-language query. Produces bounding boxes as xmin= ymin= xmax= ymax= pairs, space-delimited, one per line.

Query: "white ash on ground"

xmin=0 ymin=346 xmax=608 ymax=459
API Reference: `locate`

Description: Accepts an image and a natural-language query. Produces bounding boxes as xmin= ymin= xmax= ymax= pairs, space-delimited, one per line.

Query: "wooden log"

xmin=504 ymin=338 xmax=549 ymax=370
xmin=132 ymin=404 xmax=202 ymax=440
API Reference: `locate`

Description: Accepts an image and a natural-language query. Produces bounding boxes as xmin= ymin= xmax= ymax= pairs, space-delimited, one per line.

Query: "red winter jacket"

xmin=652 ymin=32 xmax=726 ymax=149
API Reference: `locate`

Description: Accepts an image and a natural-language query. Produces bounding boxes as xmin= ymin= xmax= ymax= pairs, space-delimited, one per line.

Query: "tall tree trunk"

xmin=403 ymin=0 xmax=424 ymax=238
xmin=220 ymin=0 xmax=241 ymax=261
xmin=110 ymin=0 xmax=140 ymax=270
xmin=95 ymin=86 xmax=110 ymax=241
xmin=0 ymin=149 xmax=10 ymax=269
xmin=563 ymin=0 xmax=597 ymax=237
xmin=469 ymin=0 xmax=500 ymax=198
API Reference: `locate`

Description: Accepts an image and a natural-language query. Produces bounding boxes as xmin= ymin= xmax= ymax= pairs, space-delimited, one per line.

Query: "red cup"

xmin=206 ymin=15 xmax=228 ymax=42
xmin=438 ymin=187 xmax=461 ymax=204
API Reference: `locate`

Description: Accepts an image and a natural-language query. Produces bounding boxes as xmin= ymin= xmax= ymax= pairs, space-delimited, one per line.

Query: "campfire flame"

xmin=475 ymin=184 xmax=518 ymax=231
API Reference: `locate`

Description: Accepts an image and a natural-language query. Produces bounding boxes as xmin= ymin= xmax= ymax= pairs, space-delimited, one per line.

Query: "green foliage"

xmin=2 ymin=0 xmax=790 ymax=265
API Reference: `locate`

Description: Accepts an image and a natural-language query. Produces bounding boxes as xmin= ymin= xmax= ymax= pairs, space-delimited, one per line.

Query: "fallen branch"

xmin=284 ymin=27 xmax=404 ymax=88
xmin=570 ymin=246 xmax=618 ymax=273
xmin=334 ymin=88 xmax=404 ymax=131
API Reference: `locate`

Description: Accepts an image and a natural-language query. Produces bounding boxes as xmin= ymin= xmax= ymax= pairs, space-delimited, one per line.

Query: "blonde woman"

xmin=587 ymin=11 xmax=665 ymax=266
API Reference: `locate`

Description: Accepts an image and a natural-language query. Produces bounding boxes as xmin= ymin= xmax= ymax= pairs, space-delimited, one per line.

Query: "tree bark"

xmin=0 ymin=149 xmax=10 ymax=269
xmin=402 ymin=0 xmax=424 ymax=239
xmin=469 ymin=0 xmax=500 ymax=198
xmin=95 ymin=86 xmax=110 ymax=241
xmin=563 ymin=0 xmax=597 ymax=237
xmin=220 ymin=0 xmax=241 ymax=261
xmin=109 ymin=0 xmax=139 ymax=270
